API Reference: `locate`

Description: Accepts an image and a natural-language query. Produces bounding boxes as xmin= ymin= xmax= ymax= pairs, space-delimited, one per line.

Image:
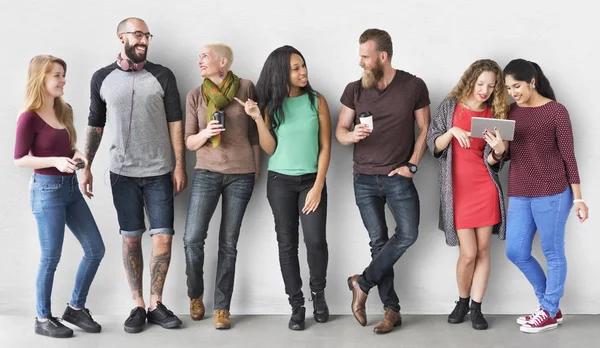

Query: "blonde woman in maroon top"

xmin=502 ymin=59 xmax=588 ymax=334
xmin=14 ymin=55 xmax=105 ymax=338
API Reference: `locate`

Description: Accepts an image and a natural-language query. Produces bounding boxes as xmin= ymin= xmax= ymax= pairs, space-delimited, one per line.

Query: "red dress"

xmin=451 ymin=103 xmax=501 ymax=230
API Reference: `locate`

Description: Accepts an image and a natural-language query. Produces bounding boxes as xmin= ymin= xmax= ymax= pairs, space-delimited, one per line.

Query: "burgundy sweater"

xmin=14 ymin=111 xmax=74 ymax=176
xmin=507 ymin=101 xmax=580 ymax=197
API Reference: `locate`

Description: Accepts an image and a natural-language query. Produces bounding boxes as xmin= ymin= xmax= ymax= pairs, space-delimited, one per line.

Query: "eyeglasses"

xmin=121 ymin=31 xmax=153 ymax=41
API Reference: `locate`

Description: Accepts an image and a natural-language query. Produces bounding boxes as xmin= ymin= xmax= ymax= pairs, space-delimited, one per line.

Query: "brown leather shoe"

xmin=373 ymin=308 xmax=402 ymax=334
xmin=347 ymin=274 xmax=368 ymax=326
xmin=214 ymin=310 xmax=231 ymax=330
xmin=190 ymin=296 xmax=205 ymax=321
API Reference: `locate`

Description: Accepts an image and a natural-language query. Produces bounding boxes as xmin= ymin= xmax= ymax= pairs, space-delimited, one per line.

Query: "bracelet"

xmin=573 ymin=199 xmax=585 ymax=203
xmin=491 ymin=151 xmax=503 ymax=161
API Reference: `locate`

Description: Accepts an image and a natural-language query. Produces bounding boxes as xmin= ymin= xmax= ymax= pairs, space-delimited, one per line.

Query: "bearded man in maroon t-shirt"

xmin=335 ymin=28 xmax=431 ymax=334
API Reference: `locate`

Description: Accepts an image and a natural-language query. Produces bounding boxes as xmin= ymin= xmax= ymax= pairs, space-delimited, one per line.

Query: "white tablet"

xmin=470 ymin=117 xmax=516 ymax=141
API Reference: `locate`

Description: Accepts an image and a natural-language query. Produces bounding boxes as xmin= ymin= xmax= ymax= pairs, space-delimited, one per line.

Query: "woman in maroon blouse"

xmin=14 ymin=55 xmax=105 ymax=338
xmin=501 ymin=59 xmax=588 ymax=334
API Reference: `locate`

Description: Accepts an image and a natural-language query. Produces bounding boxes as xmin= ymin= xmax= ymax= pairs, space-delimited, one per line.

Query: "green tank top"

xmin=268 ymin=92 xmax=319 ymax=175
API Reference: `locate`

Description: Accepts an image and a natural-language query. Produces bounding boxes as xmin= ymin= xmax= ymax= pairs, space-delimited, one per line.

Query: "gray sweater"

xmin=426 ymin=97 xmax=506 ymax=246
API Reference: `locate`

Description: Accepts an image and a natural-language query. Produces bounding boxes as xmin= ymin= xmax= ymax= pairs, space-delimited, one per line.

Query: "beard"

xmin=361 ymin=59 xmax=384 ymax=89
xmin=124 ymin=42 xmax=148 ymax=63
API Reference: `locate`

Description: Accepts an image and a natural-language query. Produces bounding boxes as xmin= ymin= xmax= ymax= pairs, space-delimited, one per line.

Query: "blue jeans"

xmin=110 ymin=172 xmax=174 ymax=237
xmin=266 ymin=171 xmax=328 ymax=309
xmin=505 ymin=187 xmax=573 ymax=317
xmin=30 ymin=174 xmax=105 ymax=318
xmin=183 ymin=170 xmax=254 ymax=310
xmin=353 ymin=173 xmax=420 ymax=312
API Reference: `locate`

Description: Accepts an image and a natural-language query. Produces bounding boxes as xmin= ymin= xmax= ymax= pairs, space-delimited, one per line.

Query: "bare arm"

xmin=255 ymin=108 xmax=277 ymax=155
xmin=408 ymin=106 xmax=431 ymax=165
xmin=84 ymin=126 xmax=104 ymax=168
xmin=186 ymin=121 xmax=224 ymax=151
xmin=79 ymin=126 xmax=104 ymax=198
xmin=335 ymin=105 xmax=370 ymax=145
xmin=314 ymin=94 xmax=332 ymax=188
xmin=234 ymin=97 xmax=277 ymax=155
xmin=434 ymin=131 xmax=455 ymax=153
xmin=14 ymin=155 xmax=67 ymax=170
xmin=302 ymin=94 xmax=332 ymax=214
xmin=168 ymin=120 xmax=187 ymax=194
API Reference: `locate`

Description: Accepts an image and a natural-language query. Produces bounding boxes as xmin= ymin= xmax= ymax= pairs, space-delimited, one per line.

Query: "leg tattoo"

xmin=123 ymin=239 xmax=143 ymax=300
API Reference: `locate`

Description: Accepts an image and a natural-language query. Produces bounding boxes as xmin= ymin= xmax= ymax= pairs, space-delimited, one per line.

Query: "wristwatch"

xmin=406 ymin=162 xmax=418 ymax=174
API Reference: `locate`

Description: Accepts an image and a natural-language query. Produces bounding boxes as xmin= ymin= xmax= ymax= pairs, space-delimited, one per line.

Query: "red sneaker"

xmin=520 ymin=309 xmax=558 ymax=333
xmin=517 ymin=308 xmax=563 ymax=325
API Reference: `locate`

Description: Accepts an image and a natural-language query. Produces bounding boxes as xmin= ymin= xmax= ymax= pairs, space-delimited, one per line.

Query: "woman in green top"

xmin=236 ymin=45 xmax=332 ymax=331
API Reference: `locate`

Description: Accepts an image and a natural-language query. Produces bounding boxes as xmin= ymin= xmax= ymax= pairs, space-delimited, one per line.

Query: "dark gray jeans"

xmin=183 ymin=169 xmax=254 ymax=310
xmin=267 ymin=171 xmax=328 ymax=309
xmin=353 ymin=173 xmax=420 ymax=312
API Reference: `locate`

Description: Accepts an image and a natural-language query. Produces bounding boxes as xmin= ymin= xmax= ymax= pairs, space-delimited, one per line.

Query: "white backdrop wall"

xmin=1 ymin=0 xmax=598 ymax=316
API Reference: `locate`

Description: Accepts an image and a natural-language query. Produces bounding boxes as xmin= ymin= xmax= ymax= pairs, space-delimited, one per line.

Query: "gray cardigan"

xmin=426 ymin=97 xmax=506 ymax=246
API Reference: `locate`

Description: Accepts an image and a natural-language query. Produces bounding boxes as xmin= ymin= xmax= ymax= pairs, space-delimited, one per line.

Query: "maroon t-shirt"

xmin=14 ymin=111 xmax=75 ymax=176
xmin=507 ymin=101 xmax=580 ymax=197
xmin=340 ymin=70 xmax=430 ymax=175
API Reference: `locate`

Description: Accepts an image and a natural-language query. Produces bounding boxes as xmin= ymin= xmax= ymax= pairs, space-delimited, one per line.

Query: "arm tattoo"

xmin=85 ymin=126 xmax=104 ymax=166
xmin=122 ymin=240 xmax=143 ymax=300
xmin=150 ymin=251 xmax=171 ymax=296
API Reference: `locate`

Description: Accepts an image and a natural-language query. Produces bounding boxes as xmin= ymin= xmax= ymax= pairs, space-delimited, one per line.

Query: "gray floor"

xmin=2 ymin=314 xmax=599 ymax=348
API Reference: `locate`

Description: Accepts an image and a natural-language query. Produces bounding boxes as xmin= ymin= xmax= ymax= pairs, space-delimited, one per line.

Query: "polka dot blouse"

xmin=506 ymin=101 xmax=580 ymax=197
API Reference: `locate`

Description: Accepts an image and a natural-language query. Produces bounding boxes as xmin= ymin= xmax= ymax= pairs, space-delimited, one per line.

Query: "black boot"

xmin=448 ymin=297 xmax=470 ymax=324
xmin=311 ymin=291 xmax=329 ymax=323
xmin=470 ymin=300 xmax=488 ymax=330
xmin=288 ymin=306 xmax=306 ymax=331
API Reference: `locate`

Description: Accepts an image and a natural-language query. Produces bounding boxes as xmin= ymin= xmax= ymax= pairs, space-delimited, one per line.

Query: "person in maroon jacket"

xmin=500 ymin=59 xmax=589 ymax=334
xmin=14 ymin=55 xmax=105 ymax=338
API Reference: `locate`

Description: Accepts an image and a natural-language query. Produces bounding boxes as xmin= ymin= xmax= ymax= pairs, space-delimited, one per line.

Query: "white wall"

xmin=1 ymin=0 xmax=598 ymax=316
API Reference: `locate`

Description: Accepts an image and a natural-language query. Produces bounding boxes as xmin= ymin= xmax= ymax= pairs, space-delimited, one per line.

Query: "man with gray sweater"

xmin=80 ymin=17 xmax=187 ymax=333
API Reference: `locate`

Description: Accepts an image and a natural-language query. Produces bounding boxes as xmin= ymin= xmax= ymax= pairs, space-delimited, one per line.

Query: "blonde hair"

xmin=449 ymin=59 xmax=509 ymax=119
xmin=22 ymin=55 xmax=76 ymax=147
xmin=207 ymin=43 xmax=234 ymax=70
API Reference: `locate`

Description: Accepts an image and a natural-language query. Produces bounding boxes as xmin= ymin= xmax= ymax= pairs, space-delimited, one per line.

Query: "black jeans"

xmin=267 ymin=171 xmax=328 ymax=309
xmin=353 ymin=173 xmax=420 ymax=312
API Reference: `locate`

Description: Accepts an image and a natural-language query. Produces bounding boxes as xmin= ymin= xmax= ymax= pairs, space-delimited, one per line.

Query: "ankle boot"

xmin=470 ymin=300 xmax=488 ymax=330
xmin=448 ymin=297 xmax=470 ymax=324
xmin=288 ymin=306 xmax=305 ymax=330
xmin=311 ymin=291 xmax=329 ymax=323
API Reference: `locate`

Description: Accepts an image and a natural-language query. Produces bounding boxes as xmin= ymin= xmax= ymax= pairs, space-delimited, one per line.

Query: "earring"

xmin=219 ymin=69 xmax=224 ymax=79
xmin=532 ymin=84 xmax=536 ymax=89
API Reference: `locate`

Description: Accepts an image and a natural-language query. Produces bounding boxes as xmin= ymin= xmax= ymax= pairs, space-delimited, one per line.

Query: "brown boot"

xmin=190 ymin=296 xmax=205 ymax=321
xmin=214 ymin=310 xmax=231 ymax=330
xmin=347 ymin=274 xmax=368 ymax=326
xmin=373 ymin=308 xmax=402 ymax=334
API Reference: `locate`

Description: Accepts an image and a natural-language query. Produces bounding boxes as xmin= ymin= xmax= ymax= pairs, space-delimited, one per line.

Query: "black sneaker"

xmin=311 ymin=291 xmax=329 ymax=323
xmin=147 ymin=302 xmax=182 ymax=329
xmin=288 ymin=306 xmax=306 ymax=331
xmin=124 ymin=306 xmax=147 ymax=333
xmin=470 ymin=307 xmax=489 ymax=330
xmin=35 ymin=317 xmax=73 ymax=338
xmin=62 ymin=305 xmax=101 ymax=333
xmin=448 ymin=300 xmax=470 ymax=324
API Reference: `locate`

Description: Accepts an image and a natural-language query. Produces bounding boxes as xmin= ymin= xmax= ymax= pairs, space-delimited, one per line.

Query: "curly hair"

xmin=448 ymin=59 xmax=509 ymax=119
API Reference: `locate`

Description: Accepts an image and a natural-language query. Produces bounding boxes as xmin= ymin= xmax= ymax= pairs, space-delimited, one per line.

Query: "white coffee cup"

xmin=359 ymin=112 xmax=373 ymax=131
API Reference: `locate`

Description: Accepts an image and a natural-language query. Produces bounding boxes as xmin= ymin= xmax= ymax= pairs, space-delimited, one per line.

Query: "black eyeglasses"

xmin=121 ymin=31 xmax=153 ymax=41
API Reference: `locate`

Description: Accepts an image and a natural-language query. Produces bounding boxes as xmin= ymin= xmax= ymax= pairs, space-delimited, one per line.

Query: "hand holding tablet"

xmin=470 ymin=117 xmax=515 ymax=141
